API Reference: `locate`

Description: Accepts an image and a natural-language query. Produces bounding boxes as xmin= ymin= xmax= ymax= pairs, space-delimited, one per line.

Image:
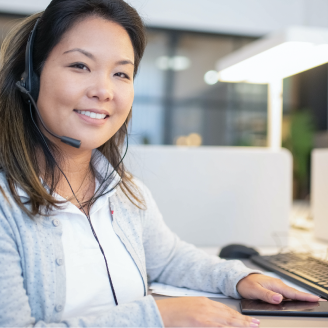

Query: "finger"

xmin=213 ymin=301 xmax=244 ymax=317
xmin=231 ymin=310 xmax=256 ymax=322
xmin=255 ymin=284 xmax=284 ymax=304
xmin=223 ymin=316 xmax=260 ymax=327
xmin=211 ymin=302 xmax=258 ymax=326
xmin=213 ymin=307 xmax=260 ymax=327
xmin=274 ymin=283 xmax=321 ymax=302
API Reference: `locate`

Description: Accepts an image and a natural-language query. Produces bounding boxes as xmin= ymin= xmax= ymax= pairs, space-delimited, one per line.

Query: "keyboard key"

xmin=292 ymin=271 xmax=320 ymax=282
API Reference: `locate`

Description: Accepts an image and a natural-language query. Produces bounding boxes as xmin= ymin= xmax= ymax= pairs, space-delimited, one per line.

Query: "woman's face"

xmin=37 ymin=16 xmax=135 ymax=150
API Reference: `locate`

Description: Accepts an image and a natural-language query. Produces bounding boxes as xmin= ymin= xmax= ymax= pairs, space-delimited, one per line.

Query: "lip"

xmin=76 ymin=108 xmax=110 ymax=115
xmin=74 ymin=109 xmax=109 ymax=126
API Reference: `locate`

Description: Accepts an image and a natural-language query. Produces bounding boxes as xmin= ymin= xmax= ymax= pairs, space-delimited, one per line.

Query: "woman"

xmin=0 ymin=0 xmax=322 ymax=327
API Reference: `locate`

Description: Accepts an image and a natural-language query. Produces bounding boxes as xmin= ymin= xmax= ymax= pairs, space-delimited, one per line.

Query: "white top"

xmin=52 ymin=157 xmax=144 ymax=319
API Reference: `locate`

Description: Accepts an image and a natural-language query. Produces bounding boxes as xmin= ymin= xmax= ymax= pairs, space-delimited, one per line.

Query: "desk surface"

xmin=152 ymin=260 xmax=328 ymax=327
xmin=153 ymin=294 xmax=328 ymax=327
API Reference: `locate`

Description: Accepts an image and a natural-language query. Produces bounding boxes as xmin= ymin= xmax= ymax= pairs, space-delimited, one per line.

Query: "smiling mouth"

xmin=74 ymin=110 xmax=109 ymax=120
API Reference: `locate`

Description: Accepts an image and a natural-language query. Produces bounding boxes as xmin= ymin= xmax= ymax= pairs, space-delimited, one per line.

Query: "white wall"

xmin=1 ymin=0 xmax=328 ymax=37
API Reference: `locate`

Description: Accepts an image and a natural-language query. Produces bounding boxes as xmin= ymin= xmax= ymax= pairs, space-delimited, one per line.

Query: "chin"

xmin=77 ymin=137 xmax=110 ymax=150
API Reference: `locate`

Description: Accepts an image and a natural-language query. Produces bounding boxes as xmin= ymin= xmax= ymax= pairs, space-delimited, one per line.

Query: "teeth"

xmin=78 ymin=110 xmax=106 ymax=120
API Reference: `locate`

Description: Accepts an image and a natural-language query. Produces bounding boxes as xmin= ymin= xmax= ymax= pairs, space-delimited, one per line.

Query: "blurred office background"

xmin=1 ymin=0 xmax=328 ymax=200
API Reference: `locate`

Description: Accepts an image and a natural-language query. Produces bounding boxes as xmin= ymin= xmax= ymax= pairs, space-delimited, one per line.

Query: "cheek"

xmin=37 ymin=73 xmax=85 ymax=133
xmin=116 ymin=86 xmax=134 ymax=117
xmin=39 ymin=71 xmax=80 ymax=110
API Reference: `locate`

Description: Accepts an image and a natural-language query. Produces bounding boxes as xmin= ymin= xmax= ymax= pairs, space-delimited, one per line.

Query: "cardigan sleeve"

xmin=0 ymin=187 xmax=163 ymax=328
xmin=140 ymin=182 xmax=262 ymax=299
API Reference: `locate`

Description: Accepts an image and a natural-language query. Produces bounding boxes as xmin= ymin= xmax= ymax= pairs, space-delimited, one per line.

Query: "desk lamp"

xmin=216 ymin=26 xmax=328 ymax=149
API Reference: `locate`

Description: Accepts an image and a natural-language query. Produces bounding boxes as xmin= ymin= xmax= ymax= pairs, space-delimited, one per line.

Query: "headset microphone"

xmin=16 ymin=18 xmax=81 ymax=149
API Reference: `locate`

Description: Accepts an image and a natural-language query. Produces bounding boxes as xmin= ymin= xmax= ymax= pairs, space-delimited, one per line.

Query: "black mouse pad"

xmin=240 ymin=299 xmax=328 ymax=317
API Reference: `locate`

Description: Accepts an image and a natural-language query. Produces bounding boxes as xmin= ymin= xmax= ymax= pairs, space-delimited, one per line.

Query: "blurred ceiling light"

xmin=176 ymin=133 xmax=202 ymax=147
xmin=215 ymin=26 xmax=328 ymax=149
xmin=204 ymin=70 xmax=219 ymax=85
xmin=216 ymin=26 xmax=328 ymax=83
xmin=172 ymin=56 xmax=191 ymax=71
xmin=156 ymin=56 xmax=191 ymax=71
xmin=156 ymin=56 xmax=171 ymax=70
xmin=176 ymin=136 xmax=188 ymax=146
xmin=187 ymin=133 xmax=202 ymax=146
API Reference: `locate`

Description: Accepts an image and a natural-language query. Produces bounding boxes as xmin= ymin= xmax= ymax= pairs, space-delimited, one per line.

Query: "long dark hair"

xmin=0 ymin=0 xmax=147 ymax=216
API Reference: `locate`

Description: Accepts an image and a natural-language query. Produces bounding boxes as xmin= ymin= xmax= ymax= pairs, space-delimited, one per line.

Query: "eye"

xmin=115 ymin=72 xmax=130 ymax=79
xmin=70 ymin=63 xmax=89 ymax=71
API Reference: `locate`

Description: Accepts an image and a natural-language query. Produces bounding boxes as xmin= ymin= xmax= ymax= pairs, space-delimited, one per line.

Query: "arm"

xmin=139 ymin=184 xmax=323 ymax=305
xmin=140 ymin=184 xmax=260 ymax=299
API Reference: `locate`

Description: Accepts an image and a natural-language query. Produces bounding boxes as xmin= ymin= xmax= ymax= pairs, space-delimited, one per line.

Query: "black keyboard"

xmin=251 ymin=253 xmax=328 ymax=299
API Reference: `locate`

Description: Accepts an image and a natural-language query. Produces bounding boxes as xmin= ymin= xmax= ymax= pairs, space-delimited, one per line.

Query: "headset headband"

xmin=20 ymin=18 xmax=41 ymax=102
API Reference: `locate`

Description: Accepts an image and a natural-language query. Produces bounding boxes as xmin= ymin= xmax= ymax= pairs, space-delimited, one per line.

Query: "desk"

xmin=151 ymin=224 xmax=328 ymax=327
xmin=152 ymin=259 xmax=328 ymax=327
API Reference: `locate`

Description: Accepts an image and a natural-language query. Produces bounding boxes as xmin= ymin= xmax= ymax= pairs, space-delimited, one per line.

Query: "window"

xmin=132 ymin=28 xmax=268 ymax=146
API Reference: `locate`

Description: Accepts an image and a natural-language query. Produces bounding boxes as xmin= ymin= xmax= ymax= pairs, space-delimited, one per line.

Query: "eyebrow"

xmin=63 ymin=48 xmax=95 ymax=60
xmin=63 ymin=48 xmax=134 ymax=66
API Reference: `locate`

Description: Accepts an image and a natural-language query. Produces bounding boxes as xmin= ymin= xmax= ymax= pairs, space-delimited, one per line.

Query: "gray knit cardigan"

xmin=0 ymin=172 xmax=259 ymax=327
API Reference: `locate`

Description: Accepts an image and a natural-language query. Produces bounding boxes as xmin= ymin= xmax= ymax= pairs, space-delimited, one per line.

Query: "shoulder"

xmin=0 ymin=170 xmax=7 ymax=187
xmin=129 ymin=176 xmax=163 ymax=223
xmin=0 ymin=171 xmax=12 ymax=208
xmin=0 ymin=171 xmax=20 ymax=239
xmin=126 ymin=176 xmax=158 ymax=211
xmin=131 ymin=176 xmax=153 ymax=201
xmin=0 ymin=171 xmax=21 ymax=208
xmin=0 ymin=170 xmax=29 ymax=225
xmin=114 ymin=175 xmax=160 ymax=218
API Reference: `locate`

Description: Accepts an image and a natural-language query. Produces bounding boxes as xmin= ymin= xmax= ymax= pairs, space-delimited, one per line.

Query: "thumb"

xmin=257 ymin=285 xmax=283 ymax=304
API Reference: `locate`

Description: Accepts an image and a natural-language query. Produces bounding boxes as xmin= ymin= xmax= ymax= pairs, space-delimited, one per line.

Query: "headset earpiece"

xmin=18 ymin=18 xmax=41 ymax=103
xmin=30 ymin=73 xmax=40 ymax=102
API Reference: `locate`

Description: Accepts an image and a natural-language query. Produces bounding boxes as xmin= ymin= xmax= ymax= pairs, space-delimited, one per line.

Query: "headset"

xmin=15 ymin=18 xmax=81 ymax=149
xmin=14 ymin=17 xmax=133 ymax=306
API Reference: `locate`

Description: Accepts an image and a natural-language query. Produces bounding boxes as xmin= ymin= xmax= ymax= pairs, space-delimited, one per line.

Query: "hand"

xmin=156 ymin=297 xmax=261 ymax=327
xmin=237 ymin=273 xmax=327 ymax=304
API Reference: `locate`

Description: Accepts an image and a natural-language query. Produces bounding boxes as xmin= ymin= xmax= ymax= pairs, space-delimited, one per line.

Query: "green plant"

xmin=283 ymin=110 xmax=315 ymax=198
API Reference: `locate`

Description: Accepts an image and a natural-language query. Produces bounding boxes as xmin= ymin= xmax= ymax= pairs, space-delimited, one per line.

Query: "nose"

xmin=87 ymin=74 xmax=114 ymax=102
